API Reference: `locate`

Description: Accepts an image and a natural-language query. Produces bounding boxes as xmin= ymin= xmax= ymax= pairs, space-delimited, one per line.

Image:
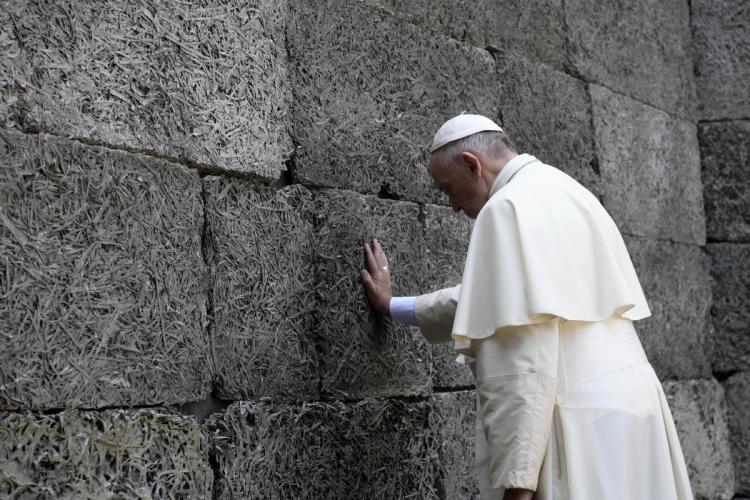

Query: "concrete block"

xmin=423 ymin=204 xmax=473 ymax=388
xmin=204 ymin=179 xmax=318 ymax=400
xmin=430 ymin=391 xmax=479 ymax=499
xmin=313 ymin=189 xmax=431 ymax=398
xmin=664 ymin=379 xmax=735 ymax=500
xmin=724 ymin=372 xmax=750 ymax=495
xmin=709 ymin=243 xmax=750 ymax=372
xmin=288 ymin=0 xmax=499 ymax=204
xmin=699 ymin=121 xmax=750 ymax=242
xmin=0 ymin=130 xmax=209 ymax=410
xmin=0 ymin=0 xmax=291 ymax=178
xmin=0 ymin=408 xmax=212 ymax=498
xmin=592 ymin=85 xmax=705 ymax=245
xmin=210 ymin=399 xmax=439 ymax=499
xmin=497 ymin=53 xmax=600 ymax=195
xmin=691 ymin=0 xmax=750 ymax=120
xmin=565 ymin=0 xmax=696 ymax=119
xmin=367 ymin=0 xmax=570 ymax=70
xmin=624 ymin=236 xmax=712 ymax=380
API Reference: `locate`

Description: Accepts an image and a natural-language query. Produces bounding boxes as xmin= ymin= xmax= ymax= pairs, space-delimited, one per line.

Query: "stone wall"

xmin=692 ymin=0 xmax=750 ymax=497
xmin=0 ymin=0 xmax=745 ymax=498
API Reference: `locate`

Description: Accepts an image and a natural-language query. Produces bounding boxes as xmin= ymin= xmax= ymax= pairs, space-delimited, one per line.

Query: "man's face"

xmin=428 ymin=152 xmax=486 ymax=219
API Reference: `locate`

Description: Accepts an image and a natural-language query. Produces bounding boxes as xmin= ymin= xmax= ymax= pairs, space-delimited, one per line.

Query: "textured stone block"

xmin=0 ymin=409 xmax=212 ymax=498
xmin=288 ymin=0 xmax=498 ymax=204
xmin=691 ymin=0 xmax=750 ymax=120
xmin=367 ymin=0 xmax=570 ymax=70
xmin=699 ymin=121 xmax=750 ymax=242
xmin=0 ymin=130 xmax=209 ymax=410
xmin=313 ymin=190 xmax=430 ymax=398
xmin=423 ymin=204 xmax=473 ymax=388
xmin=625 ymin=236 xmax=712 ymax=379
xmin=724 ymin=372 xmax=750 ymax=495
xmin=209 ymin=399 xmax=440 ymax=499
xmin=430 ymin=391 xmax=479 ymax=499
xmin=565 ymin=0 xmax=696 ymax=118
xmin=664 ymin=379 xmax=735 ymax=500
xmin=709 ymin=243 xmax=750 ymax=372
xmin=0 ymin=0 xmax=291 ymax=178
xmin=497 ymin=53 xmax=599 ymax=195
xmin=204 ymin=179 xmax=318 ymax=400
xmin=592 ymin=86 xmax=705 ymax=245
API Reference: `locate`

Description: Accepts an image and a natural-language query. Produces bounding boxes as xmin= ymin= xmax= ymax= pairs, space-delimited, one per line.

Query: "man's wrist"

xmin=389 ymin=296 xmax=418 ymax=325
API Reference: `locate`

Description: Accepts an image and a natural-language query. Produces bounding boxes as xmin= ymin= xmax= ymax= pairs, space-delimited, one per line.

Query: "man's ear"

xmin=458 ymin=151 xmax=482 ymax=179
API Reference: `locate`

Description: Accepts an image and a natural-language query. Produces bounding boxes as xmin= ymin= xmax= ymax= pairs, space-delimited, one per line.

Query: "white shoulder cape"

xmin=452 ymin=155 xmax=650 ymax=350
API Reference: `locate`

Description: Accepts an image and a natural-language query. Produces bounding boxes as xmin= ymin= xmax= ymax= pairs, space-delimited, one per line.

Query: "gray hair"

xmin=433 ymin=130 xmax=515 ymax=165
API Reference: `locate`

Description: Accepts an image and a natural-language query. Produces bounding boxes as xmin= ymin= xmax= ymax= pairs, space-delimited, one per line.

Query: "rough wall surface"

xmin=0 ymin=0 xmax=292 ymax=179
xmin=665 ymin=379 xmax=735 ymax=500
xmin=691 ymin=0 xmax=750 ymax=120
xmin=209 ymin=394 xmax=477 ymax=499
xmin=0 ymin=409 xmax=213 ymax=498
xmin=204 ymin=180 xmax=318 ymax=401
xmin=591 ymin=85 xmax=705 ymax=246
xmin=565 ymin=0 xmax=697 ymax=119
xmin=0 ymin=129 xmax=209 ymax=410
xmin=724 ymin=372 xmax=750 ymax=495
xmin=692 ymin=0 xmax=750 ymax=494
xmin=0 ymin=0 xmax=745 ymax=497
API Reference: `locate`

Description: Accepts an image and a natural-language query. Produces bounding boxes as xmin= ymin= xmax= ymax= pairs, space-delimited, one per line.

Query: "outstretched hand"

xmin=360 ymin=239 xmax=392 ymax=316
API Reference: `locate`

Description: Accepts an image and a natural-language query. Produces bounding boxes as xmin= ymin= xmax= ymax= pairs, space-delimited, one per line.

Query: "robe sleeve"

xmin=413 ymin=284 xmax=461 ymax=344
xmin=473 ymin=318 xmax=559 ymax=491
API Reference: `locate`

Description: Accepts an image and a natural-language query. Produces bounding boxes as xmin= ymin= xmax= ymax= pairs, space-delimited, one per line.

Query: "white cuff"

xmin=389 ymin=296 xmax=418 ymax=326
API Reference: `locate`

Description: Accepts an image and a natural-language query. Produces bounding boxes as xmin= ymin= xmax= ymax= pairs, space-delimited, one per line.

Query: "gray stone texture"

xmin=209 ymin=399 xmax=440 ymax=499
xmin=709 ymin=243 xmax=750 ymax=372
xmin=0 ymin=408 xmax=212 ymax=498
xmin=367 ymin=0 xmax=570 ymax=71
xmin=287 ymin=0 xmax=499 ymax=204
xmin=624 ymin=235 xmax=712 ymax=380
xmin=204 ymin=179 xmax=318 ymax=401
xmin=565 ymin=0 xmax=697 ymax=119
xmin=0 ymin=0 xmax=291 ymax=178
xmin=430 ymin=391 xmax=479 ymax=499
xmin=699 ymin=121 xmax=750 ymax=242
xmin=724 ymin=372 xmax=750 ymax=495
xmin=691 ymin=0 xmax=750 ymax=120
xmin=591 ymin=85 xmax=706 ymax=246
xmin=0 ymin=130 xmax=209 ymax=410
xmin=497 ymin=52 xmax=600 ymax=195
xmin=423 ymin=205 xmax=473 ymax=388
xmin=313 ymin=190 xmax=430 ymax=398
xmin=664 ymin=379 xmax=735 ymax=500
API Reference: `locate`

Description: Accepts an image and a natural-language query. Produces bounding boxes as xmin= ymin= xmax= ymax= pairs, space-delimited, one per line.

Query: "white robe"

xmin=414 ymin=155 xmax=693 ymax=499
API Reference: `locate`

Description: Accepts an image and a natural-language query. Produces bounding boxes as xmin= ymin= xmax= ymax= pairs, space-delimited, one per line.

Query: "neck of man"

xmin=482 ymin=150 xmax=519 ymax=192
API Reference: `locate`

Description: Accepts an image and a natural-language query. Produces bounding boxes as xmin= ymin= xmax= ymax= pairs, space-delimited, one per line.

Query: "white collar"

xmin=489 ymin=154 xmax=539 ymax=197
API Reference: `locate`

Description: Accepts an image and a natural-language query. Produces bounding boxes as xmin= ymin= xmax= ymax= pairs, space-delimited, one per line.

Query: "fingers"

xmin=360 ymin=269 xmax=374 ymax=290
xmin=363 ymin=242 xmax=378 ymax=272
xmin=373 ymin=239 xmax=389 ymax=268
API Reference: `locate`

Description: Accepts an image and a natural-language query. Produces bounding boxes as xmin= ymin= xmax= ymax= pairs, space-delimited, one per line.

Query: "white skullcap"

xmin=430 ymin=114 xmax=504 ymax=153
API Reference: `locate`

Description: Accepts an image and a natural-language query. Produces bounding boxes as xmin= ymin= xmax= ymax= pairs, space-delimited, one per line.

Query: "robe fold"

xmin=413 ymin=155 xmax=692 ymax=498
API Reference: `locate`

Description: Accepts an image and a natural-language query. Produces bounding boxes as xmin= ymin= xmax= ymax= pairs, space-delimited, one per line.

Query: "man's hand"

xmin=360 ymin=239 xmax=392 ymax=316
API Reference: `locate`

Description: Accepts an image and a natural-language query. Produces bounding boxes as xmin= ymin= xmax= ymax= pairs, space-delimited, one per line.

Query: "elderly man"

xmin=360 ymin=115 xmax=693 ymax=500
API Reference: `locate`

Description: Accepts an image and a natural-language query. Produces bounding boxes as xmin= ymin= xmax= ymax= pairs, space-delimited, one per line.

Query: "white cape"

xmin=452 ymin=155 xmax=650 ymax=351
